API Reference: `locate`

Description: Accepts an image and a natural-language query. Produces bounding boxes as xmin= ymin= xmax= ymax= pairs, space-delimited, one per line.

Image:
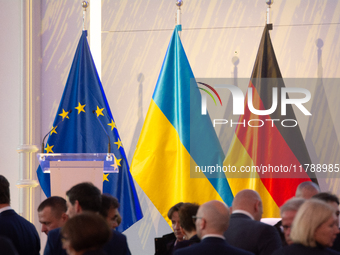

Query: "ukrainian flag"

xmin=131 ymin=25 xmax=233 ymax=225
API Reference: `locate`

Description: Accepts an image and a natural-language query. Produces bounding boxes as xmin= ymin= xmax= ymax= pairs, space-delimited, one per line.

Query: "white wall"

xmin=0 ymin=0 xmax=22 ymax=213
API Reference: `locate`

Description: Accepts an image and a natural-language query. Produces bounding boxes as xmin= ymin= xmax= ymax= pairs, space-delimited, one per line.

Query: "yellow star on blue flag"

xmin=37 ymin=30 xmax=142 ymax=232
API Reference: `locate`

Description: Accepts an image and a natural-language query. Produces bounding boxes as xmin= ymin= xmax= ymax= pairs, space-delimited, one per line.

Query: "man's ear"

xmin=74 ymin=200 xmax=82 ymax=213
xmin=197 ymin=217 xmax=206 ymax=231
xmin=254 ymin=200 xmax=261 ymax=214
xmin=61 ymin=212 xmax=68 ymax=223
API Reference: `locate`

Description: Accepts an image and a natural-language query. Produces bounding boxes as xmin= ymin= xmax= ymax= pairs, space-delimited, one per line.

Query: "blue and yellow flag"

xmin=37 ymin=31 xmax=142 ymax=232
xmin=130 ymin=26 xmax=233 ymax=225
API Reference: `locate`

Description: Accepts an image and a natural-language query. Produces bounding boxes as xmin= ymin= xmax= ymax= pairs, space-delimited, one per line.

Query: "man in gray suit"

xmin=223 ymin=189 xmax=282 ymax=255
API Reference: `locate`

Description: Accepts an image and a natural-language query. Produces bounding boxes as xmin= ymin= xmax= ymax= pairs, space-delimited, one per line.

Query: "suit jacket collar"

xmin=201 ymin=236 xmax=226 ymax=244
xmin=230 ymin=212 xmax=253 ymax=220
xmin=0 ymin=206 xmax=12 ymax=214
xmin=0 ymin=209 xmax=16 ymax=216
xmin=231 ymin=210 xmax=254 ymax=220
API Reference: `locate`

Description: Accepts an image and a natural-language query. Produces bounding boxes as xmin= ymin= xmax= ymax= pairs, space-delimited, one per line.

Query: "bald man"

xmin=295 ymin=181 xmax=320 ymax=199
xmin=223 ymin=189 xmax=282 ymax=255
xmin=173 ymin=200 xmax=253 ymax=255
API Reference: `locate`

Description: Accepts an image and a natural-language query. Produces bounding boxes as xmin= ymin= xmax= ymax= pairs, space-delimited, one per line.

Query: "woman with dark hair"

xmin=173 ymin=203 xmax=200 ymax=251
xmin=61 ymin=212 xmax=111 ymax=255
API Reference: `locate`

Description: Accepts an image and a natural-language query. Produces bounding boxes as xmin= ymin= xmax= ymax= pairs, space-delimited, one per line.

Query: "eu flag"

xmin=37 ymin=30 xmax=143 ymax=232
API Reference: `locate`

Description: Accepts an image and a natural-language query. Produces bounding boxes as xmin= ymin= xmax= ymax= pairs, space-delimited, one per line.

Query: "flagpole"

xmin=82 ymin=1 xmax=89 ymax=31
xmin=17 ymin=0 xmax=39 ymax=222
xmin=266 ymin=0 xmax=273 ymax=30
xmin=176 ymin=0 xmax=183 ymax=37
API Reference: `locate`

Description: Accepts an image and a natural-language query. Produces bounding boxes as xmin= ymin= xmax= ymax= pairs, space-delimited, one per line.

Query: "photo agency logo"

xmin=198 ymin=82 xmax=223 ymax=112
xmin=198 ymin=79 xmax=312 ymax=128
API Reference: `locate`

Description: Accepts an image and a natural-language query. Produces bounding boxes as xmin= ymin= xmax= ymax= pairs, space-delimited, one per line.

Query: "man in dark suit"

xmin=274 ymin=181 xmax=320 ymax=244
xmin=0 ymin=175 xmax=40 ymax=255
xmin=0 ymin=236 xmax=19 ymax=255
xmin=44 ymin=182 xmax=131 ymax=255
xmin=173 ymin=200 xmax=253 ymax=255
xmin=278 ymin=197 xmax=305 ymax=246
xmin=223 ymin=189 xmax=282 ymax=255
xmin=38 ymin=196 xmax=68 ymax=235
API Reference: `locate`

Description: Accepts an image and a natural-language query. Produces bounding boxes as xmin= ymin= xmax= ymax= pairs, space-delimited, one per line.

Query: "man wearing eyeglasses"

xmin=174 ymin=200 xmax=253 ymax=255
xmin=279 ymin=197 xmax=305 ymax=246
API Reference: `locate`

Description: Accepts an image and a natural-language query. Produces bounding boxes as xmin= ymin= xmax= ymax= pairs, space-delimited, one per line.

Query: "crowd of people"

xmin=0 ymin=175 xmax=130 ymax=255
xmin=1 ymin=174 xmax=340 ymax=255
xmin=156 ymin=182 xmax=340 ymax=255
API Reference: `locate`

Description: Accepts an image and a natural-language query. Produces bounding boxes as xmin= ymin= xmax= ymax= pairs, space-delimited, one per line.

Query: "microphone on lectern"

xmin=41 ymin=110 xmax=72 ymax=153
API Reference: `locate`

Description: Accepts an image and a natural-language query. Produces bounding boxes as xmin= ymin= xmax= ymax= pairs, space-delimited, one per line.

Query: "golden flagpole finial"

xmin=175 ymin=0 xmax=183 ymax=37
xmin=266 ymin=0 xmax=273 ymax=30
xmin=82 ymin=1 xmax=89 ymax=31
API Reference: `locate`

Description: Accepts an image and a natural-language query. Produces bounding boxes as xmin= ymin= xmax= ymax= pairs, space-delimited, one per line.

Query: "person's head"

xmin=313 ymin=192 xmax=340 ymax=222
xmin=65 ymin=182 xmax=101 ymax=218
xmin=178 ymin=203 xmax=199 ymax=238
xmin=99 ymin=194 xmax=120 ymax=229
xmin=280 ymin=198 xmax=305 ymax=245
xmin=61 ymin=212 xmax=111 ymax=255
xmin=195 ymin=200 xmax=229 ymax=239
xmin=168 ymin=202 xmax=184 ymax=241
xmin=232 ymin=189 xmax=263 ymax=221
xmin=295 ymin=181 xmax=320 ymax=199
xmin=290 ymin=199 xmax=339 ymax=247
xmin=38 ymin=196 xmax=68 ymax=235
xmin=116 ymin=212 xmax=122 ymax=227
xmin=0 ymin=175 xmax=10 ymax=205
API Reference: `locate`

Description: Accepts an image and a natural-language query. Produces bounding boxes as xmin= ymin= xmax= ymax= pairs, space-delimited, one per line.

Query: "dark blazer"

xmin=173 ymin=237 xmax=254 ymax=255
xmin=272 ymin=243 xmax=340 ymax=255
xmin=173 ymin=234 xmax=200 ymax=251
xmin=223 ymin=213 xmax=282 ymax=255
xmin=0 ymin=236 xmax=19 ymax=255
xmin=44 ymin=227 xmax=131 ymax=255
xmin=0 ymin=209 xmax=40 ymax=255
xmin=273 ymin=219 xmax=287 ymax=246
xmin=83 ymin=250 xmax=108 ymax=255
xmin=331 ymin=232 xmax=340 ymax=252
xmin=155 ymin=232 xmax=176 ymax=255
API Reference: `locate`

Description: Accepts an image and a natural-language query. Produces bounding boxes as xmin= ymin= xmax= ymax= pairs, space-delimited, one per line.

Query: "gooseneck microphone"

xmin=41 ymin=110 xmax=72 ymax=153
xmin=92 ymin=110 xmax=111 ymax=154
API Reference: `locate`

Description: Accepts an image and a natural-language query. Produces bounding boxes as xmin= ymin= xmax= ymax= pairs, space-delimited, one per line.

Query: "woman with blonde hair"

xmin=273 ymin=199 xmax=340 ymax=254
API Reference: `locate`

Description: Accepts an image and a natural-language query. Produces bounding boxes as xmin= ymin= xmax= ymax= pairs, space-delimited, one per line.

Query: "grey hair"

xmin=280 ymin=198 xmax=305 ymax=215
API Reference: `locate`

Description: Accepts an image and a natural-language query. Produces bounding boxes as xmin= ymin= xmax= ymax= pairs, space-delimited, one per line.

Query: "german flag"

xmin=224 ymin=25 xmax=316 ymax=217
